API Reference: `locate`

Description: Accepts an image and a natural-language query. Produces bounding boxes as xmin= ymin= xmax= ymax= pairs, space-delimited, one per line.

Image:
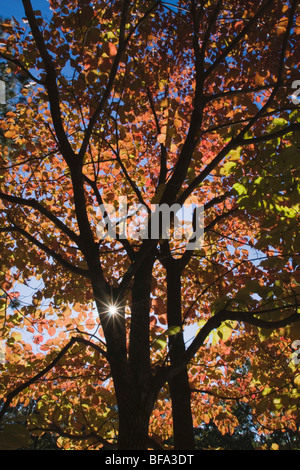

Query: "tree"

xmin=195 ymin=401 xmax=300 ymax=450
xmin=195 ymin=402 xmax=263 ymax=450
xmin=0 ymin=0 xmax=300 ymax=450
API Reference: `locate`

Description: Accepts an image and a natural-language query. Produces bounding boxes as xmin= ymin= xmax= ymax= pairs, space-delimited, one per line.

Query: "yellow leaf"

xmin=160 ymin=98 xmax=168 ymax=108
xmin=11 ymin=331 xmax=22 ymax=342
xmin=220 ymin=161 xmax=236 ymax=176
xmin=271 ymin=443 xmax=279 ymax=450
xmin=294 ymin=374 xmax=300 ymax=387
xmin=254 ymin=72 xmax=265 ymax=86
xmin=174 ymin=118 xmax=182 ymax=129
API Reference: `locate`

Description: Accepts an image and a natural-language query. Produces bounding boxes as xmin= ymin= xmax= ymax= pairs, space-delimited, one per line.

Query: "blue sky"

xmin=0 ymin=0 xmax=50 ymax=20
xmin=0 ymin=0 xmax=181 ymax=21
xmin=0 ymin=0 xmax=180 ymax=21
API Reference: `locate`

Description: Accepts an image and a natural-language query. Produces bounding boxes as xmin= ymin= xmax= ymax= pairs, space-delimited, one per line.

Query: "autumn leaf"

xmin=108 ymin=42 xmax=117 ymax=57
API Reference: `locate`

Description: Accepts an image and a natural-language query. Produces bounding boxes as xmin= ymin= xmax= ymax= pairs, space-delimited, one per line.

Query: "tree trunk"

xmin=169 ymin=368 xmax=195 ymax=449
xmin=116 ymin=254 xmax=157 ymax=450
xmin=129 ymin=253 xmax=155 ymax=378
xmin=167 ymin=265 xmax=195 ymax=450
xmin=117 ymin=392 xmax=153 ymax=450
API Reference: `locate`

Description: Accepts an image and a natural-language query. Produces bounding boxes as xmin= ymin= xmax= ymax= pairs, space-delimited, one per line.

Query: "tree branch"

xmin=179 ymin=306 xmax=300 ymax=378
xmin=146 ymin=85 xmax=168 ymax=185
xmin=204 ymin=0 xmax=274 ymax=77
xmin=112 ymin=117 xmax=150 ymax=211
xmin=30 ymin=423 xmax=117 ymax=449
xmin=78 ymin=0 xmax=131 ymax=161
xmin=7 ymin=220 xmax=89 ymax=278
xmin=177 ymin=0 xmax=298 ymax=206
xmin=179 ymin=207 xmax=238 ymax=270
xmin=0 ymin=51 xmax=45 ymax=85
xmin=0 ymin=190 xmax=80 ymax=245
xmin=205 ymin=83 xmax=276 ymax=104
xmin=201 ymin=104 xmax=298 ymax=136
xmin=223 ymin=308 xmax=300 ymax=329
xmin=22 ymin=0 xmax=75 ymax=163
xmin=237 ymin=122 xmax=300 ymax=145
xmin=0 ymin=336 xmax=107 ymax=422
xmin=83 ymin=175 xmax=135 ymax=261
xmin=160 ymin=0 xmax=208 ymax=204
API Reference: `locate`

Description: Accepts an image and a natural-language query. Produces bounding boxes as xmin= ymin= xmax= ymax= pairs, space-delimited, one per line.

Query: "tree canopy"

xmin=0 ymin=0 xmax=300 ymax=450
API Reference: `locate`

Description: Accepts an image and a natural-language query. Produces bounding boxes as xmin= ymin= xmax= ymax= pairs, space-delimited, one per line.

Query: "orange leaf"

xmin=157 ymin=134 xmax=166 ymax=144
xmin=4 ymin=130 xmax=15 ymax=139
xmin=108 ymin=42 xmax=117 ymax=57
xmin=48 ymin=326 xmax=56 ymax=336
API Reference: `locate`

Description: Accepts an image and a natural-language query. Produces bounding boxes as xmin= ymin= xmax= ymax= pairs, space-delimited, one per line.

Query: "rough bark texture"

xmin=117 ymin=388 xmax=153 ymax=450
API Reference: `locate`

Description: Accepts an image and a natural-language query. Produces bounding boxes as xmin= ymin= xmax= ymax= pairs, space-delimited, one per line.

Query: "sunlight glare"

xmin=108 ymin=304 xmax=118 ymax=316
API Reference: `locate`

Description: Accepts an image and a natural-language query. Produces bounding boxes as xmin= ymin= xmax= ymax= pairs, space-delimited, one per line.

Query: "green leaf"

xmin=152 ymin=326 xmax=181 ymax=350
xmin=220 ymin=161 xmax=237 ymax=176
xmin=153 ymin=337 xmax=167 ymax=350
xmin=164 ymin=326 xmax=181 ymax=336
xmin=211 ymin=295 xmax=231 ymax=315
xmin=271 ymin=117 xmax=288 ymax=127
xmin=232 ymin=182 xmax=246 ymax=195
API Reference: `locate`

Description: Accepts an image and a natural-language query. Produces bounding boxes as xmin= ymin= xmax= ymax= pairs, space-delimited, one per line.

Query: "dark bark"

xmin=115 ymin=366 xmax=166 ymax=450
xmin=114 ymin=255 xmax=156 ymax=450
xmin=129 ymin=254 xmax=155 ymax=383
xmin=168 ymin=369 xmax=195 ymax=450
xmin=116 ymin=386 xmax=154 ymax=450
xmin=166 ymin=264 xmax=195 ymax=450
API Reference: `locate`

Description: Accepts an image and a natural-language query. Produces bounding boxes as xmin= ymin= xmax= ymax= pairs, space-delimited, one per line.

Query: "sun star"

xmin=108 ymin=304 xmax=118 ymax=315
